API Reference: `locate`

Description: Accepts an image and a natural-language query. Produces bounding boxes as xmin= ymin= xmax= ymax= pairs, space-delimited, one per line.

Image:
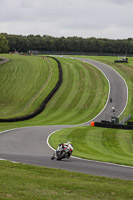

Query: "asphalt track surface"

xmin=0 ymin=57 xmax=133 ymax=181
xmin=0 ymin=57 xmax=9 ymax=64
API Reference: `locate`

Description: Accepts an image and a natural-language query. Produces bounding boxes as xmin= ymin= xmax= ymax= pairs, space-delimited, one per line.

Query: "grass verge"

xmin=0 ymin=160 xmax=133 ymax=200
xmin=0 ymin=54 xmax=59 ymax=118
xmin=49 ymin=126 xmax=133 ymax=166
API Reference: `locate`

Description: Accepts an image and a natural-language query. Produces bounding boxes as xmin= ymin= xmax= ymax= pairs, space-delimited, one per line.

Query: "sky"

xmin=0 ymin=0 xmax=133 ymax=39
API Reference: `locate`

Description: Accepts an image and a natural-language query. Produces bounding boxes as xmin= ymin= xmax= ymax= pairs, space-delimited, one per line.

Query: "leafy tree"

xmin=0 ymin=33 xmax=9 ymax=53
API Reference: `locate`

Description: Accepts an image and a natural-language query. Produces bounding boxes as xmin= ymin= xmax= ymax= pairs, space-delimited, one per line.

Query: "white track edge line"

xmin=87 ymin=58 xmax=128 ymax=117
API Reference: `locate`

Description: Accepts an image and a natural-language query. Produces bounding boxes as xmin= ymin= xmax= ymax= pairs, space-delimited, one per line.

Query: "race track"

xmin=0 ymin=57 xmax=9 ymax=64
xmin=1 ymin=57 xmax=133 ymax=181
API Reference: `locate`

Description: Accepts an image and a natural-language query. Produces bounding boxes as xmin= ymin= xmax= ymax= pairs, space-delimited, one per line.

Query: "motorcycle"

xmin=51 ymin=144 xmax=73 ymax=160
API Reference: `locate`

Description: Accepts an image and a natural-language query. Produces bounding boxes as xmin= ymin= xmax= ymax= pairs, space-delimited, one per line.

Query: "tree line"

xmin=1 ymin=32 xmax=133 ymax=55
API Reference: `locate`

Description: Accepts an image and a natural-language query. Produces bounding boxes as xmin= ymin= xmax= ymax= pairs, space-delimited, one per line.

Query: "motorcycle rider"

xmin=59 ymin=141 xmax=73 ymax=158
xmin=51 ymin=141 xmax=73 ymax=160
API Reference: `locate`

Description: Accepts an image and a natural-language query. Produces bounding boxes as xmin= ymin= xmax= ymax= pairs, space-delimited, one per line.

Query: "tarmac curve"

xmin=0 ymin=57 xmax=9 ymax=64
xmin=1 ymin=57 xmax=133 ymax=181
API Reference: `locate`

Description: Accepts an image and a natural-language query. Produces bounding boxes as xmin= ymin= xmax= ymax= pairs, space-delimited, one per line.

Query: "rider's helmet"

xmin=68 ymin=141 xmax=73 ymax=151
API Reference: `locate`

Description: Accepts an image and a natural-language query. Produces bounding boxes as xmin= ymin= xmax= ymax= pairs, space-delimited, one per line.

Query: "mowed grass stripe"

xmin=58 ymin=62 xmax=91 ymax=122
xmin=0 ymin=55 xmax=59 ymax=118
xmin=27 ymin=57 xmax=108 ymax=125
xmin=32 ymin=58 xmax=80 ymax=124
xmin=47 ymin=60 xmax=82 ymax=124
xmin=118 ymin=132 xmax=133 ymax=157
xmin=110 ymin=131 xmax=133 ymax=158
xmin=34 ymin=59 xmax=77 ymax=123
xmin=18 ymin=57 xmax=59 ymax=116
xmin=56 ymin=60 xmax=108 ymax=124
xmin=0 ymin=55 xmax=108 ymax=125
xmin=51 ymin=60 xmax=79 ymax=116
xmin=56 ymin=62 xmax=92 ymax=124
xmin=0 ymin=56 xmax=49 ymax=116
xmin=22 ymin=57 xmax=53 ymax=112
xmin=49 ymin=126 xmax=133 ymax=166
xmin=70 ymin=62 xmax=108 ymax=124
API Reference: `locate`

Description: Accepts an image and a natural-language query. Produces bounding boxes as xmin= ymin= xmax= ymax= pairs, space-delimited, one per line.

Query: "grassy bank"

xmin=0 ymin=54 xmax=59 ymax=118
xmin=28 ymin=57 xmax=108 ymax=125
xmin=0 ymin=160 xmax=133 ymax=200
xmin=49 ymin=126 xmax=133 ymax=166
xmin=0 ymin=55 xmax=108 ymax=130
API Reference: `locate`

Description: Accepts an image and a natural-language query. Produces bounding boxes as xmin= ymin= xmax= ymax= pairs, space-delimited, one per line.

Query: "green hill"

xmin=0 ymin=55 xmax=108 ymax=126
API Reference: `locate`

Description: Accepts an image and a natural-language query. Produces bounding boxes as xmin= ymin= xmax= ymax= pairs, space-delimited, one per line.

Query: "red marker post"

xmin=91 ymin=121 xmax=95 ymax=126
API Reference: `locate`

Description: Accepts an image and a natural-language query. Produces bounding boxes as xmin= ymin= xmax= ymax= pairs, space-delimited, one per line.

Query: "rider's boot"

xmin=51 ymin=153 xmax=55 ymax=160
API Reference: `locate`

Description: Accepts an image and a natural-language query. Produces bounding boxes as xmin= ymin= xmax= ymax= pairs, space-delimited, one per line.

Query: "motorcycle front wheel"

xmin=57 ymin=151 xmax=66 ymax=160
